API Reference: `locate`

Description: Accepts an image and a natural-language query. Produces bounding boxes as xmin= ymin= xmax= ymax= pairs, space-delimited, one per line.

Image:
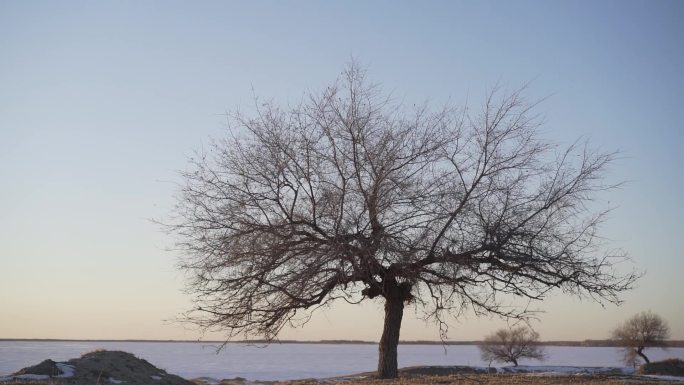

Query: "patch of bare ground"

xmin=2 ymin=380 xmax=53 ymax=385
xmin=285 ymin=374 xmax=680 ymax=385
xmin=638 ymin=359 xmax=684 ymax=376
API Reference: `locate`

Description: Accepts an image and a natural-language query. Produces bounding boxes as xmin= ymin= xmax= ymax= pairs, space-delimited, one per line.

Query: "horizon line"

xmin=3 ymin=338 xmax=683 ymax=346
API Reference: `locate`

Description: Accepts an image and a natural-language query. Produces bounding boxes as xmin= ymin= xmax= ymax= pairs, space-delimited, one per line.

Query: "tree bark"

xmin=377 ymin=287 xmax=405 ymax=379
xmin=637 ymin=347 xmax=650 ymax=364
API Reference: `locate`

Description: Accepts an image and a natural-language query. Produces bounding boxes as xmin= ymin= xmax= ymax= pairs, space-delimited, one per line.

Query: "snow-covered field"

xmin=1 ymin=341 xmax=683 ymax=381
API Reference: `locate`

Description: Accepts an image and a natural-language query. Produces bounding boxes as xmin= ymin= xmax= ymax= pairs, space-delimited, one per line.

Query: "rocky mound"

xmin=636 ymin=358 xmax=684 ymax=376
xmin=14 ymin=360 xmax=62 ymax=377
xmin=2 ymin=350 xmax=196 ymax=385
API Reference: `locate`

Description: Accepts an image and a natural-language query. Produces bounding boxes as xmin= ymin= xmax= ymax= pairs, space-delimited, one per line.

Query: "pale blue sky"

xmin=1 ymin=0 xmax=682 ymax=341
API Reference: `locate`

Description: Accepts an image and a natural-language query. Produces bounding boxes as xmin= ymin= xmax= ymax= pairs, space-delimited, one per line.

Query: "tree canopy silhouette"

xmin=169 ymin=64 xmax=637 ymax=378
xmin=612 ymin=311 xmax=670 ymax=365
xmin=479 ymin=326 xmax=545 ymax=367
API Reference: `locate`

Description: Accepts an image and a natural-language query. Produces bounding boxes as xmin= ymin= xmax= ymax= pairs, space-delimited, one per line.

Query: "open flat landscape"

xmin=291 ymin=374 xmax=682 ymax=384
xmin=2 ymin=2 xmax=683 ymax=385
xmin=3 ymin=376 xmax=681 ymax=385
xmin=4 ymin=366 xmax=684 ymax=385
xmin=1 ymin=344 xmax=683 ymax=384
xmin=4 ymin=376 xmax=684 ymax=385
xmin=319 ymin=374 xmax=684 ymax=384
xmin=2 ymin=341 xmax=684 ymax=380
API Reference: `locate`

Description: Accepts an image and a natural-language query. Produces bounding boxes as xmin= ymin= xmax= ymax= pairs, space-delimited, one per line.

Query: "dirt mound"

xmin=14 ymin=360 xmax=61 ymax=377
xmin=3 ymin=350 xmax=196 ymax=385
xmin=636 ymin=358 xmax=684 ymax=376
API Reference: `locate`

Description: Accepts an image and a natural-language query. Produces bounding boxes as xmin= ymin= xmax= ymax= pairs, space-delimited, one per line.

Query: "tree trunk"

xmin=377 ymin=289 xmax=405 ymax=379
xmin=637 ymin=347 xmax=650 ymax=364
xmin=512 ymin=358 xmax=518 ymax=367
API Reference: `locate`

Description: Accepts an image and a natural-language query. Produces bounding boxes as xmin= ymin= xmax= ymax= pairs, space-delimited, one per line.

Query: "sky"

xmin=1 ymin=0 xmax=683 ymax=342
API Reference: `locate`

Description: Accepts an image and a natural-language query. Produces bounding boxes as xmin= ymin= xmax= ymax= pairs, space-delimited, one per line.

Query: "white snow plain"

xmin=0 ymin=341 xmax=683 ymax=381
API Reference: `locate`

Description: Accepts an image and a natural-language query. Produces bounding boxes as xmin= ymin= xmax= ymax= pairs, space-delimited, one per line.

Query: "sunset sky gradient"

xmin=1 ymin=0 xmax=682 ymax=341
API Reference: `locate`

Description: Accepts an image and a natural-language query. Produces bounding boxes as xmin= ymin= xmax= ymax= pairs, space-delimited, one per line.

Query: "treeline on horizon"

xmin=2 ymin=338 xmax=684 ymax=347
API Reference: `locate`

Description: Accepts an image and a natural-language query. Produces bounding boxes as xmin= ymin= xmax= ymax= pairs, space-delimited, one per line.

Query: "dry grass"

xmin=638 ymin=359 xmax=684 ymax=376
xmin=80 ymin=348 xmax=108 ymax=357
xmin=0 ymin=382 xmax=51 ymax=385
xmin=5 ymin=373 xmax=683 ymax=385
xmin=286 ymin=374 xmax=680 ymax=385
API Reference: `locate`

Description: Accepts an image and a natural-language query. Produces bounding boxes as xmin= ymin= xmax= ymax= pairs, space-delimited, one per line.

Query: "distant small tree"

xmin=479 ymin=326 xmax=545 ymax=366
xmin=612 ymin=311 xmax=670 ymax=364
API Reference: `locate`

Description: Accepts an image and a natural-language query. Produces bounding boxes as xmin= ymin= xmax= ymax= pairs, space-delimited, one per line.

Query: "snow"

xmin=490 ymin=367 xmax=683 ymax=382
xmin=195 ymin=377 xmax=220 ymax=385
xmin=56 ymin=363 xmax=75 ymax=378
xmin=500 ymin=365 xmax=631 ymax=374
xmin=108 ymin=378 xmax=125 ymax=384
xmin=1 ymin=341 xmax=683 ymax=381
xmin=150 ymin=375 xmax=163 ymax=380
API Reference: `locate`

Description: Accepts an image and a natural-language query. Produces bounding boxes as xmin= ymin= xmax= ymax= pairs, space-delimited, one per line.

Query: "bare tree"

xmin=612 ymin=311 xmax=670 ymax=365
xmin=479 ymin=326 xmax=545 ymax=366
xmin=168 ymin=63 xmax=638 ymax=378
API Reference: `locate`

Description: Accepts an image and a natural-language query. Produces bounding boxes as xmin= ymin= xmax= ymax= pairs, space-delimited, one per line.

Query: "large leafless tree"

xmin=169 ymin=64 xmax=637 ymax=378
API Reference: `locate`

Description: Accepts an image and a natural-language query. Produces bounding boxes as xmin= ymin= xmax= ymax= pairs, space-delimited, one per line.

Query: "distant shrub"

xmin=81 ymin=348 xmax=108 ymax=357
xmin=636 ymin=358 xmax=684 ymax=376
xmin=479 ymin=327 xmax=545 ymax=367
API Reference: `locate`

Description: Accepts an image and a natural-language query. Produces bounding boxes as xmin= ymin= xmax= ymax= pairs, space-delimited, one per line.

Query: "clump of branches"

xmin=479 ymin=326 xmax=545 ymax=367
xmin=168 ymin=62 xmax=638 ymax=378
xmin=612 ymin=311 xmax=670 ymax=365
